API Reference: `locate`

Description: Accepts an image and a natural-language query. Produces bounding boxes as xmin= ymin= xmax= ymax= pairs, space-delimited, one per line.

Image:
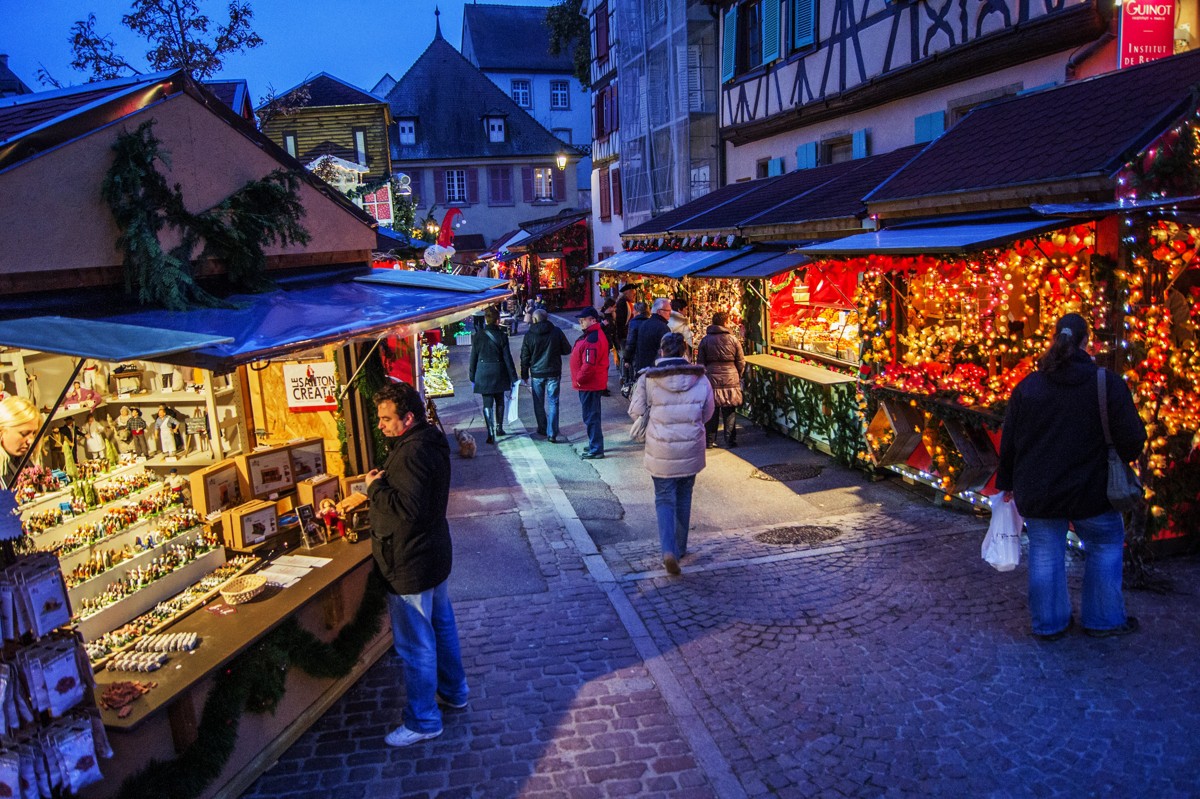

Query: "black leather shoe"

xmin=548 ymin=435 xmax=563 ymax=443
xmin=1032 ymin=616 xmax=1074 ymax=642
xmin=727 ymin=440 xmax=738 ymax=448
xmin=496 ymin=428 xmax=506 ymax=436
xmin=485 ymin=435 xmax=495 ymax=444
xmin=580 ymin=451 xmax=605 ymax=460
xmin=1084 ymin=617 xmax=1139 ymax=638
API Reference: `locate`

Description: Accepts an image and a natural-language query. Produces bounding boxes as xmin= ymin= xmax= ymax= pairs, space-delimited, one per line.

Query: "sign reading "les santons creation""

xmin=1119 ymin=0 xmax=1176 ymax=68
xmin=282 ymin=362 xmax=339 ymax=413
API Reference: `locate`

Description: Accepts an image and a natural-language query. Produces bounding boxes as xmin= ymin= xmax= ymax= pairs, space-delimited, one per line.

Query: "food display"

xmin=769 ymin=270 xmax=860 ymax=363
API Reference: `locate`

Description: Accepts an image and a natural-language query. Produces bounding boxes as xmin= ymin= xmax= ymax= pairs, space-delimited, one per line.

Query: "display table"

xmin=82 ymin=537 xmax=391 ymax=799
xmin=744 ymin=353 xmax=856 ymax=385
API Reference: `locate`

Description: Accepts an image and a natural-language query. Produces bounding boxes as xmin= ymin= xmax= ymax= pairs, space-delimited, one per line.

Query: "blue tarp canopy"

xmin=623 ymin=247 xmax=754 ymax=279
xmin=0 ymin=269 xmax=508 ymax=373
xmin=356 ymin=270 xmax=508 ymax=293
xmin=798 ymin=217 xmax=1073 ymax=256
xmin=586 ymin=249 xmax=670 ymax=272
xmin=692 ymin=250 xmax=807 ymax=279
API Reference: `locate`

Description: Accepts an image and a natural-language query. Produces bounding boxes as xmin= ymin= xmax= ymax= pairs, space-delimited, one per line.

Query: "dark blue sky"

xmin=3 ymin=0 xmax=558 ymax=100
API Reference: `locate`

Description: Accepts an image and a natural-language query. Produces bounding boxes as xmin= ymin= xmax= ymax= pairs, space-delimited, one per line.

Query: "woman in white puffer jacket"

xmin=628 ymin=332 xmax=714 ymax=576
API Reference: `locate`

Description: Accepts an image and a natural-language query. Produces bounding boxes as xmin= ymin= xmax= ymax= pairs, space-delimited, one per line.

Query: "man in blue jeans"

xmin=366 ymin=381 xmax=469 ymax=747
xmin=520 ymin=308 xmax=572 ymax=442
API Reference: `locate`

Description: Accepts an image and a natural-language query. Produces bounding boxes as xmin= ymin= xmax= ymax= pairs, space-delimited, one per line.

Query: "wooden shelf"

xmin=745 ymin=353 xmax=856 ymax=386
xmin=67 ymin=527 xmax=207 ymax=606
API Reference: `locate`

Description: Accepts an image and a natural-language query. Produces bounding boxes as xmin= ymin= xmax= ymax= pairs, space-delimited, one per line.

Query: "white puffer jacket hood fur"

xmin=628 ymin=358 xmax=715 ymax=478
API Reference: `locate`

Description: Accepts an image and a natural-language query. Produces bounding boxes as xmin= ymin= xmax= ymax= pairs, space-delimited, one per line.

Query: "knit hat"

xmin=1054 ymin=313 xmax=1089 ymax=347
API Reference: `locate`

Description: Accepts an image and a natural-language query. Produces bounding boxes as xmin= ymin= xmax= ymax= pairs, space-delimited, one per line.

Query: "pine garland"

xmin=102 ymin=120 xmax=310 ymax=310
xmin=114 ymin=570 xmax=387 ymax=799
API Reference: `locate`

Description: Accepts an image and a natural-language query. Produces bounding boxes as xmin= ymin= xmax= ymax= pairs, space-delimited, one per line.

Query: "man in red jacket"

xmin=570 ymin=307 xmax=610 ymax=459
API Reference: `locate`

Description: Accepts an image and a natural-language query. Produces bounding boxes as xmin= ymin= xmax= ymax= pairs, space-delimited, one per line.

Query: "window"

xmin=756 ymin=157 xmax=784 ymax=178
xmin=550 ymin=81 xmax=570 ymax=109
xmin=283 ymin=133 xmax=297 ymax=158
xmin=599 ymin=166 xmax=612 ymax=221
xmin=820 ymin=129 xmax=868 ymax=165
xmin=756 ymin=158 xmax=771 ymax=179
xmin=486 ymin=117 xmax=506 ymax=143
xmin=397 ymin=119 xmax=415 ymax=145
xmin=594 ymin=83 xmax=618 ymax=138
xmin=354 ymin=129 xmax=367 ymax=167
xmin=445 ymin=169 xmax=467 ymax=203
xmin=511 ymin=79 xmax=532 ymax=108
xmin=488 ymin=167 xmax=513 ymax=205
xmin=533 ymin=167 xmax=554 ymax=200
xmin=736 ymin=1 xmax=762 ymax=75
xmin=791 ymin=0 xmax=816 ymax=51
xmin=594 ymin=1 xmax=610 ymax=62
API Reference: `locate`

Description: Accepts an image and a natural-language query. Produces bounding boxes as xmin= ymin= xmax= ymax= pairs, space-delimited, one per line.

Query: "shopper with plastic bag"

xmin=996 ymin=314 xmax=1146 ymax=641
xmin=981 ymin=495 xmax=1022 ymax=572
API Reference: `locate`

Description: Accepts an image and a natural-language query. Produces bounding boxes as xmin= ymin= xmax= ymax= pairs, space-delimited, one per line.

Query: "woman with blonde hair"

xmin=1 ymin=396 xmax=42 ymax=488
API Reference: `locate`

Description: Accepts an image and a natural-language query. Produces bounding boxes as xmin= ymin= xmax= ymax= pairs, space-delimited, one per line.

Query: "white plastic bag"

xmin=505 ymin=381 xmax=521 ymax=425
xmin=982 ymin=495 xmax=1023 ymax=572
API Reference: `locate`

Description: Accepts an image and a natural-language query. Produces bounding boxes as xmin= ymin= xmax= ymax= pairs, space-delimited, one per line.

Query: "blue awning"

xmin=356 ymin=269 xmax=508 ymax=293
xmin=797 ymin=217 xmax=1073 ymax=256
xmin=624 ymin=247 xmax=754 ymax=279
xmin=586 ymin=249 xmax=671 ymax=272
xmin=0 ymin=271 xmax=508 ymax=373
xmin=691 ymin=250 xmax=807 ymax=279
xmin=0 ymin=317 xmax=233 ymax=362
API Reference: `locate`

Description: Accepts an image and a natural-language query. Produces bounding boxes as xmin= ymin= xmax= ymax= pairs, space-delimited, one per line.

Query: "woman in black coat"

xmin=996 ymin=313 xmax=1146 ymax=641
xmin=469 ymin=306 xmax=519 ymax=443
xmin=695 ymin=312 xmax=746 ymax=448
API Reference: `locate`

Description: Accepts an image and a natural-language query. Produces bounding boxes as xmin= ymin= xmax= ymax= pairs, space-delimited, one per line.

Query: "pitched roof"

xmin=462 ymin=3 xmax=572 ymax=73
xmin=0 ymin=56 xmax=32 ymax=97
xmin=268 ymin=73 xmax=384 ymax=109
xmin=203 ymin=79 xmax=252 ymax=118
xmin=385 ymin=33 xmax=570 ymax=161
xmin=622 ymin=180 xmax=775 ymax=236
xmin=870 ymin=50 xmax=1200 ymax=204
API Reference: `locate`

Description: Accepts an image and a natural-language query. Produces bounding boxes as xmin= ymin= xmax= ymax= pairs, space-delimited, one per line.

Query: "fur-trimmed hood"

xmin=643 ymin=359 xmax=707 ymax=393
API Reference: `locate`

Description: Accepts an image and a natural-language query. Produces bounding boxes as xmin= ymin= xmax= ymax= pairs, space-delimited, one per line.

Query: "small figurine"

xmin=127 ymin=408 xmax=149 ymax=459
xmin=317 ymin=498 xmax=344 ymax=539
xmin=165 ymin=468 xmax=190 ymax=505
xmin=154 ymin=406 xmax=181 ymax=459
xmin=64 ymin=380 xmax=103 ymax=409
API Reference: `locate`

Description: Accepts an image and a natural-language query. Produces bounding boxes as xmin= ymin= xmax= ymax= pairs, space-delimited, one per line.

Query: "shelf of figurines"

xmin=48 ymin=387 xmax=235 ymax=424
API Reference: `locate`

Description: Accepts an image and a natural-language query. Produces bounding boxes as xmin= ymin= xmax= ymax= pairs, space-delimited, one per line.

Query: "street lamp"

xmin=555 ymin=152 xmax=568 ymax=171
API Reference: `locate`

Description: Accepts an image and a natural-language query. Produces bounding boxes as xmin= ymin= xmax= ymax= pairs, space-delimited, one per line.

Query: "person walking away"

xmin=366 ymin=382 xmax=469 ymax=747
xmin=995 ymin=313 xmax=1146 ymax=641
xmin=620 ymin=302 xmax=650 ymax=390
xmin=570 ymin=307 xmax=610 ymax=459
xmin=695 ymin=311 xmax=746 ymax=448
xmin=614 ymin=283 xmax=638 ymax=351
xmin=668 ymin=298 xmax=694 ymax=356
xmin=520 ymin=308 xmax=572 ymax=442
xmin=469 ymin=306 xmax=519 ymax=444
xmin=628 ymin=333 xmax=714 ymax=575
xmin=625 ymin=298 xmax=673 ymax=377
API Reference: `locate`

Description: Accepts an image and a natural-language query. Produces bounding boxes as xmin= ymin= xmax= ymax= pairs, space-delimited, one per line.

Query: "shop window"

xmin=398 ymin=119 xmax=416 ymax=145
xmin=511 ymin=79 xmax=532 ymax=108
xmin=445 ymin=169 xmax=467 ymax=203
xmin=533 ymin=167 xmax=554 ymax=201
xmin=550 ymin=81 xmax=570 ymax=109
xmin=488 ymin=166 xmax=513 ymax=205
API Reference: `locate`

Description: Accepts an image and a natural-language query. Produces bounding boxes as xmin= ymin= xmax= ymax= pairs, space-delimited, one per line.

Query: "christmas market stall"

xmin=0 ymin=71 xmax=507 ymax=799
xmin=498 ymin=210 xmax=590 ymax=309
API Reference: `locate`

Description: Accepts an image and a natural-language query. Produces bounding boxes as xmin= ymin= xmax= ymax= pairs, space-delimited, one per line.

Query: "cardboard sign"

xmin=1119 ymin=0 xmax=1176 ymax=68
xmin=282 ymin=362 xmax=339 ymax=413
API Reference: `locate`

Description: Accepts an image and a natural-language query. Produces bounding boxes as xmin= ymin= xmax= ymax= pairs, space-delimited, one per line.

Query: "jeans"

xmin=579 ymin=390 xmax=604 ymax=454
xmin=1025 ymin=510 xmax=1127 ymax=634
xmin=530 ymin=377 xmax=561 ymax=436
xmin=705 ymin=406 xmax=738 ymax=444
xmin=386 ymin=580 xmax=469 ymax=733
xmin=652 ymin=475 xmax=696 ymax=558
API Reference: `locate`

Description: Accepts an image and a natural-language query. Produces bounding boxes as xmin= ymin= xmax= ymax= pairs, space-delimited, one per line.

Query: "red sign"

xmin=1118 ymin=0 xmax=1176 ymax=69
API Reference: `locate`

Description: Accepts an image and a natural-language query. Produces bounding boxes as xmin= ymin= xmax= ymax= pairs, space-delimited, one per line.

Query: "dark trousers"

xmin=578 ymin=390 xmax=604 ymax=454
xmin=705 ymin=405 xmax=738 ymax=444
xmin=481 ymin=393 xmax=505 ymax=437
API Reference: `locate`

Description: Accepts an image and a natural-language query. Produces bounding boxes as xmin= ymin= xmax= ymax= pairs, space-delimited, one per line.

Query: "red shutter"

xmin=611 ymin=82 xmax=619 ymax=129
xmin=594 ymin=95 xmax=603 ymax=138
xmin=596 ymin=2 xmax=609 ymax=61
xmin=600 ymin=87 xmax=610 ymax=136
xmin=552 ymin=167 xmax=566 ymax=203
xmin=522 ymin=167 xmax=535 ymax=203
xmin=611 ymin=167 xmax=622 ymax=215
xmin=599 ymin=167 xmax=611 ymax=221
xmin=434 ymin=169 xmax=446 ymax=204
xmin=466 ymin=168 xmax=479 ymax=204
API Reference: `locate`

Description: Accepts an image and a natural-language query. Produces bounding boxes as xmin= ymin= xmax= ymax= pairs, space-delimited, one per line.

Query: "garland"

xmin=115 ymin=571 xmax=387 ymax=799
xmin=102 ymin=120 xmax=311 ymax=310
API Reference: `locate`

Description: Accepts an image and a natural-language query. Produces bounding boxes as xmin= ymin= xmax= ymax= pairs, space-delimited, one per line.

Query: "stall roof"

xmin=797 ymin=216 xmax=1072 ymax=256
xmin=621 ymin=180 xmax=775 ymax=236
xmin=691 ymin=250 xmax=808 ymax=279
xmin=0 ymin=318 xmax=233 ymax=362
xmin=622 ymin=247 xmax=754 ymax=279
xmin=356 ymin=270 xmax=508 ymax=293
xmin=587 ymin=249 xmax=671 ymax=272
xmin=0 ymin=269 xmax=507 ymax=373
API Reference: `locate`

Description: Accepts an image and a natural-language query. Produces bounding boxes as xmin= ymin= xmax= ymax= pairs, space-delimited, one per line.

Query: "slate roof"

xmin=0 ymin=73 xmax=170 ymax=144
xmin=462 ymin=3 xmax=572 ymax=73
xmin=870 ymin=49 xmax=1200 ymax=204
xmin=622 ymin=180 xmax=777 ymax=236
xmin=203 ymin=79 xmax=252 ymax=118
xmin=385 ymin=31 xmax=570 ymax=161
xmin=267 ymin=73 xmax=384 ymax=109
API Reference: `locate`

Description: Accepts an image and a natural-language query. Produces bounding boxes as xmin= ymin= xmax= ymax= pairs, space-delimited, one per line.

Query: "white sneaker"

xmin=384 ymin=725 xmax=442 ymax=747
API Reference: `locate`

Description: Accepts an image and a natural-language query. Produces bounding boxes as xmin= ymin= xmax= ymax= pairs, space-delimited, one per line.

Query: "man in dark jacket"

xmin=614 ymin=283 xmax=638 ymax=348
xmin=625 ymin=298 xmax=672 ymax=376
xmin=366 ymin=382 xmax=469 ymax=747
xmin=621 ymin=302 xmax=649 ymax=385
xmin=520 ymin=308 xmax=573 ymax=442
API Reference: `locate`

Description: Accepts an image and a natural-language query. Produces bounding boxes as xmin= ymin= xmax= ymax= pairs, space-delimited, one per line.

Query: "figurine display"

xmin=113 ymin=407 xmax=133 ymax=454
xmin=63 ymin=380 xmax=102 ymax=409
xmin=154 ymin=406 xmax=181 ymax=459
xmin=82 ymin=412 xmax=106 ymax=461
xmin=126 ymin=408 xmax=149 ymax=459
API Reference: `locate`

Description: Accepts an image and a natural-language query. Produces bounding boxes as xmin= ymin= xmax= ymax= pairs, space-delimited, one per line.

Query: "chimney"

xmin=0 ymin=55 xmax=9 ymax=68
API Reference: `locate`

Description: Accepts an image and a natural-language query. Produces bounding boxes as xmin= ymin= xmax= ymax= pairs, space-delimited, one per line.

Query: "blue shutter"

xmin=767 ymin=157 xmax=784 ymax=176
xmin=792 ymin=0 xmax=815 ymax=50
xmin=795 ymin=142 xmax=817 ymax=170
xmin=721 ymin=7 xmax=738 ymax=82
xmin=762 ymin=1 xmax=781 ymax=64
xmin=851 ymin=129 xmax=869 ymax=160
xmin=914 ymin=111 xmax=945 ymax=144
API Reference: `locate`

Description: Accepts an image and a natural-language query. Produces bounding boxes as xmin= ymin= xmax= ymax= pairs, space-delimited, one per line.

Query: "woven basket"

xmin=220 ymin=574 xmax=267 ymax=605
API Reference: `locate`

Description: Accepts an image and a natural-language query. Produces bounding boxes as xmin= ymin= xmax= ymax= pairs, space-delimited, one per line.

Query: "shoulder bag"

xmin=1097 ymin=369 xmax=1143 ymax=513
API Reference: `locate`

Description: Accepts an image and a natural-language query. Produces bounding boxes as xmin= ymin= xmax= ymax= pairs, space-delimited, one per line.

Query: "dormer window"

xmin=398 ymin=118 xmax=416 ymax=145
xmin=486 ymin=116 xmax=506 ymax=143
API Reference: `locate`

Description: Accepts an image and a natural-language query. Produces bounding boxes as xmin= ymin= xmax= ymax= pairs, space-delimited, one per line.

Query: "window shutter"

xmin=762 ymin=0 xmax=781 ymax=64
xmin=611 ymin=81 xmax=619 ymax=128
xmin=795 ymin=142 xmax=817 ymax=170
xmin=467 ymin=168 xmax=479 ymax=204
xmin=767 ymin=157 xmax=784 ymax=176
xmin=721 ymin=7 xmax=738 ymax=82
xmin=407 ymin=168 xmax=422 ymax=203
xmin=596 ymin=1 xmax=609 ymax=61
xmin=599 ymin=167 xmax=611 ymax=221
xmin=552 ymin=167 xmax=566 ymax=202
xmin=686 ymin=46 xmax=703 ymax=112
xmin=522 ymin=167 xmax=535 ymax=203
xmin=793 ymin=0 xmax=815 ymax=50
xmin=914 ymin=111 xmax=945 ymax=144
xmin=851 ymin=128 xmax=869 ymax=160
xmin=434 ymin=168 xmax=447 ymax=204
xmin=593 ymin=97 xmax=602 ymax=138
xmin=611 ymin=167 xmax=622 ymax=215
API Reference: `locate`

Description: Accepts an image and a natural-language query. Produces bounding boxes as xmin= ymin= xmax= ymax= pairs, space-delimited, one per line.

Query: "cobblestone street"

xmin=242 ymin=332 xmax=1200 ymax=799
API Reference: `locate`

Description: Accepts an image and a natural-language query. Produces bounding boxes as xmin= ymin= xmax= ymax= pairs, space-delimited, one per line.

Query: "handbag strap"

xmin=1096 ymin=368 xmax=1114 ymax=447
